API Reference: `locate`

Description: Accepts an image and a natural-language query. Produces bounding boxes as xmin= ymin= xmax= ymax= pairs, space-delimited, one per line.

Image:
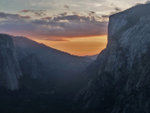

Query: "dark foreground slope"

xmin=78 ymin=3 xmax=150 ymax=113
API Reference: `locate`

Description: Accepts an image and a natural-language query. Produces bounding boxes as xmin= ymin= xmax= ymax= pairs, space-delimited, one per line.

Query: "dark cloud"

xmin=89 ymin=11 xmax=95 ymax=14
xmin=0 ymin=12 xmax=31 ymax=19
xmin=110 ymin=3 xmax=122 ymax=14
xmin=100 ymin=14 xmax=109 ymax=21
xmin=88 ymin=11 xmax=96 ymax=17
xmin=31 ymin=14 xmax=108 ymax=37
xmin=64 ymin=5 xmax=70 ymax=10
xmin=42 ymin=16 xmax=52 ymax=20
xmin=108 ymin=6 xmax=122 ymax=16
xmin=53 ymin=15 xmax=86 ymax=21
xmin=114 ymin=7 xmax=121 ymax=11
xmin=21 ymin=10 xmax=46 ymax=17
xmin=58 ymin=12 xmax=68 ymax=17
xmin=101 ymin=15 xmax=109 ymax=18
xmin=0 ymin=12 xmax=108 ymax=41
xmin=72 ymin=12 xmax=78 ymax=15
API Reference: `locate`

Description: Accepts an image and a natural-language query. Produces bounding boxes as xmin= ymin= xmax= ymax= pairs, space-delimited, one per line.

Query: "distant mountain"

xmin=13 ymin=36 xmax=92 ymax=92
xmin=0 ymin=34 xmax=92 ymax=92
xmin=13 ymin=36 xmax=91 ymax=77
xmin=78 ymin=3 xmax=150 ymax=113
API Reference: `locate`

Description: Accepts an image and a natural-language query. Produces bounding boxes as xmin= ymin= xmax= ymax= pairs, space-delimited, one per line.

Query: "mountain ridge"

xmin=13 ymin=35 xmax=89 ymax=58
xmin=0 ymin=33 xmax=92 ymax=91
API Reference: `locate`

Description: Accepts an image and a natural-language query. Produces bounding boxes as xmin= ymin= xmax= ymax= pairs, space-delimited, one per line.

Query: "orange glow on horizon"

xmin=34 ymin=35 xmax=107 ymax=56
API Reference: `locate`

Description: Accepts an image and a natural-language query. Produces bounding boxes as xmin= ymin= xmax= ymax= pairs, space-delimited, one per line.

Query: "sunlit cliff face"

xmin=34 ymin=35 xmax=107 ymax=56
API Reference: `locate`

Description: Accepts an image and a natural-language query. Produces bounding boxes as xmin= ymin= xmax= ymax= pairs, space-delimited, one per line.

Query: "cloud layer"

xmin=0 ymin=12 xmax=108 ymax=40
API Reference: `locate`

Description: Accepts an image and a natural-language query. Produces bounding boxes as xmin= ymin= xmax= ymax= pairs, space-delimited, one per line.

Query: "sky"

xmin=0 ymin=0 xmax=148 ymax=56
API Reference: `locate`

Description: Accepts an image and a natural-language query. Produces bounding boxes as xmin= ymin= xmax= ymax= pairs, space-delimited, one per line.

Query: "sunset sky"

xmin=0 ymin=0 xmax=148 ymax=56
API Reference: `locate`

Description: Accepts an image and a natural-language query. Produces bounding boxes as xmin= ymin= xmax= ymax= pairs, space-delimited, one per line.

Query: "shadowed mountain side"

xmin=13 ymin=36 xmax=92 ymax=93
xmin=78 ymin=3 xmax=150 ymax=113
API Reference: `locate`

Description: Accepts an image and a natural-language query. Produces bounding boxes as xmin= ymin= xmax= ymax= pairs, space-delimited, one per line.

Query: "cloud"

xmin=89 ymin=11 xmax=95 ymax=14
xmin=106 ymin=4 xmax=122 ymax=16
xmin=0 ymin=12 xmax=31 ymax=19
xmin=21 ymin=10 xmax=46 ymax=17
xmin=64 ymin=5 xmax=70 ymax=10
xmin=0 ymin=12 xmax=108 ymax=41
xmin=59 ymin=12 xmax=68 ymax=17
xmin=101 ymin=15 xmax=109 ymax=18
xmin=114 ymin=7 xmax=121 ymax=11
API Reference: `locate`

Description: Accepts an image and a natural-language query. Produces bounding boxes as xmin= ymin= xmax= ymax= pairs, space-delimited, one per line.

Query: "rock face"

xmin=79 ymin=3 xmax=150 ymax=113
xmin=0 ymin=34 xmax=22 ymax=90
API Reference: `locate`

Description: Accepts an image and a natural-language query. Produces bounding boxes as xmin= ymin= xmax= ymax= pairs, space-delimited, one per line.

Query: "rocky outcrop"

xmin=0 ymin=34 xmax=22 ymax=90
xmin=79 ymin=3 xmax=150 ymax=113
